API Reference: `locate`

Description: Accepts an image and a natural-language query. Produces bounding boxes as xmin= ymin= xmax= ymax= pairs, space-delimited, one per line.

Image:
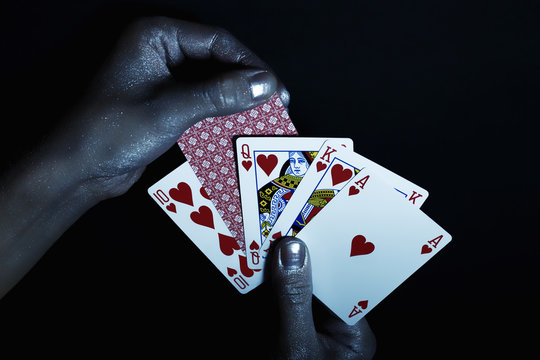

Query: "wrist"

xmin=0 ymin=148 xmax=103 ymax=234
xmin=0 ymin=148 xmax=104 ymax=298
xmin=35 ymin=111 xmax=144 ymax=203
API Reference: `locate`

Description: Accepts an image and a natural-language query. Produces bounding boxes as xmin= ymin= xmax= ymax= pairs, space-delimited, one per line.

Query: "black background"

xmin=1 ymin=1 xmax=538 ymax=358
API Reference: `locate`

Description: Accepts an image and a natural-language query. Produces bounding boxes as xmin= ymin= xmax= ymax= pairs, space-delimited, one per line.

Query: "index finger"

xmin=175 ymin=20 xmax=268 ymax=67
xmin=149 ymin=17 xmax=290 ymax=106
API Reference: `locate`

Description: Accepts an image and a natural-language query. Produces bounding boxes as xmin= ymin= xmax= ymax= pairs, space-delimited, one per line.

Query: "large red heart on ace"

xmin=350 ymin=235 xmax=375 ymax=256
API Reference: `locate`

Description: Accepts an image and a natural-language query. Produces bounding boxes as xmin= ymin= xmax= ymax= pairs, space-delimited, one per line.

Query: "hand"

xmin=50 ymin=16 xmax=288 ymax=198
xmin=271 ymin=237 xmax=376 ymax=359
xmin=0 ymin=16 xmax=287 ymax=298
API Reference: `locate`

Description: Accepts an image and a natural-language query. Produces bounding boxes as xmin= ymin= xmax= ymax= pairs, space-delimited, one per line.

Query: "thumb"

xmin=271 ymin=237 xmax=321 ymax=357
xmin=154 ymin=69 xmax=278 ymax=129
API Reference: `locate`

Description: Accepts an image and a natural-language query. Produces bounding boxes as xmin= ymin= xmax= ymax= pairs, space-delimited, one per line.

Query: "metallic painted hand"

xmin=0 ymin=17 xmax=286 ymax=298
xmin=56 ymin=16 xmax=288 ymax=198
xmin=271 ymin=238 xmax=376 ymax=359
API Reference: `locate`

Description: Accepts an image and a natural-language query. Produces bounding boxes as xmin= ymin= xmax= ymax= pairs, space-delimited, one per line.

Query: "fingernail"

xmin=247 ymin=70 xmax=275 ymax=102
xmin=280 ymin=241 xmax=306 ymax=269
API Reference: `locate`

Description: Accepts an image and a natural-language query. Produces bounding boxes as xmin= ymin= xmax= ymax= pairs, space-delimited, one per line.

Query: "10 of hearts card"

xmin=148 ymin=94 xmax=451 ymax=324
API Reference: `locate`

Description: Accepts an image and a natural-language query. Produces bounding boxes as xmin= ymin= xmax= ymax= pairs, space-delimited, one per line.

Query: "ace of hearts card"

xmin=261 ymin=140 xmax=429 ymax=261
xmin=297 ymin=167 xmax=452 ymax=324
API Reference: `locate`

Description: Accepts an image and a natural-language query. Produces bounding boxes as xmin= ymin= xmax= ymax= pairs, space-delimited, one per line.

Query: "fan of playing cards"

xmin=148 ymin=94 xmax=451 ymax=325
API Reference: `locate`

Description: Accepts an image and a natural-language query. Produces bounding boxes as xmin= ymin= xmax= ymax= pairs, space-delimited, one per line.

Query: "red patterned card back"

xmin=178 ymin=94 xmax=298 ymax=252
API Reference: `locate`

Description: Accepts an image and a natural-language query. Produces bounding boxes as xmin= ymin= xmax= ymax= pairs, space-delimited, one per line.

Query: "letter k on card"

xmin=299 ymin=169 xmax=451 ymax=325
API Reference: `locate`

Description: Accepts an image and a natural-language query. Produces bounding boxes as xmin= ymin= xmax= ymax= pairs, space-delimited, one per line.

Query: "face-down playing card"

xmin=235 ymin=136 xmax=354 ymax=269
xmin=178 ymin=94 xmax=297 ymax=252
xmin=148 ymin=162 xmax=263 ymax=294
xmin=261 ymin=139 xmax=429 ymax=259
xmin=177 ymin=94 xmax=297 ymax=254
xmin=298 ymin=168 xmax=451 ymax=325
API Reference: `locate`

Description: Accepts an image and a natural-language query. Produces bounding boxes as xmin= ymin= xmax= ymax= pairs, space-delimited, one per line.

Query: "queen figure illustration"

xmin=258 ymin=151 xmax=316 ymax=239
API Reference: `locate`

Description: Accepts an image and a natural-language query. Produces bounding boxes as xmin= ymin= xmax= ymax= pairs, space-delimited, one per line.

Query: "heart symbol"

xmin=331 ymin=164 xmax=353 ymax=186
xmin=257 ymin=154 xmax=278 ymax=176
xmin=316 ymin=161 xmax=327 ymax=172
xmin=169 ymin=182 xmax=193 ymax=206
xmin=200 ymin=187 xmax=211 ymax=200
xmin=227 ymin=267 xmax=237 ymax=277
xmin=190 ymin=205 xmax=215 ymax=229
xmin=218 ymin=233 xmax=240 ymax=256
xmin=242 ymin=160 xmax=252 ymax=171
xmin=350 ymin=235 xmax=375 ymax=256
xmin=357 ymin=300 xmax=368 ymax=310
xmin=165 ymin=203 xmax=176 ymax=213
xmin=421 ymin=244 xmax=432 ymax=254
xmin=348 ymin=186 xmax=360 ymax=196
xmin=272 ymin=231 xmax=282 ymax=240
xmin=239 ymin=255 xmax=254 ymax=277
xmin=249 ymin=241 xmax=260 ymax=251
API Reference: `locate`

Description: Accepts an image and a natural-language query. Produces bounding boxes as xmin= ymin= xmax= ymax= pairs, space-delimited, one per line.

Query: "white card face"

xmin=298 ymin=169 xmax=451 ymax=325
xmin=261 ymin=140 xmax=429 ymax=259
xmin=235 ymin=137 xmax=354 ymax=269
xmin=148 ymin=162 xmax=263 ymax=294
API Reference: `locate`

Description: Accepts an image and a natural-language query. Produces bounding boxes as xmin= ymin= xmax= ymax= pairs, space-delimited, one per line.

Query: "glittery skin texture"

xmin=271 ymin=238 xmax=376 ymax=359
xmin=66 ymin=17 xmax=285 ymax=199
xmin=0 ymin=16 xmax=284 ymax=298
xmin=1 ymin=17 xmax=374 ymax=358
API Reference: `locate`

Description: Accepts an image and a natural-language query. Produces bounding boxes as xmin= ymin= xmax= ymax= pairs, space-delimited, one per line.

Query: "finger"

xmin=152 ymin=68 xmax=278 ymax=135
xmin=277 ymin=85 xmax=291 ymax=108
xmin=176 ymin=23 xmax=291 ymax=107
xmin=142 ymin=17 xmax=291 ymax=107
xmin=169 ymin=18 xmax=291 ymax=107
xmin=271 ymin=237 xmax=322 ymax=358
xmin=171 ymin=19 xmax=270 ymax=68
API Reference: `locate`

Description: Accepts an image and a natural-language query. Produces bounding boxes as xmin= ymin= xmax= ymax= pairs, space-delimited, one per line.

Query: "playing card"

xmin=298 ymin=169 xmax=451 ymax=324
xmin=177 ymin=94 xmax=297 ymax=254
xmin=261 ymin=139 xmax=429 ymax=258
xmin=235 ymin=136 xmax=354 ymax=269
xmin=148 ymin=162 xmax=263 ymax=294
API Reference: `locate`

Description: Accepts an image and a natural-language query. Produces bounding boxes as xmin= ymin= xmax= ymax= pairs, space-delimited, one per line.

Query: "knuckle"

xmin=282 ymin=284 xmax=312 ymax=306
xmin=234 ymin=49 xmax=252 ymax=64
xmin=203 ymin=76 xmax=242 ymax=113
xmin=276 ymin=271 xmax=313 ymax=306
xmin=203 ymin=80 xmax=227 ymax=113
xmin=212 ymin=26 xmax=232 ymax=39
xmin=209 ymin=26 xmax=235 ymax=49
